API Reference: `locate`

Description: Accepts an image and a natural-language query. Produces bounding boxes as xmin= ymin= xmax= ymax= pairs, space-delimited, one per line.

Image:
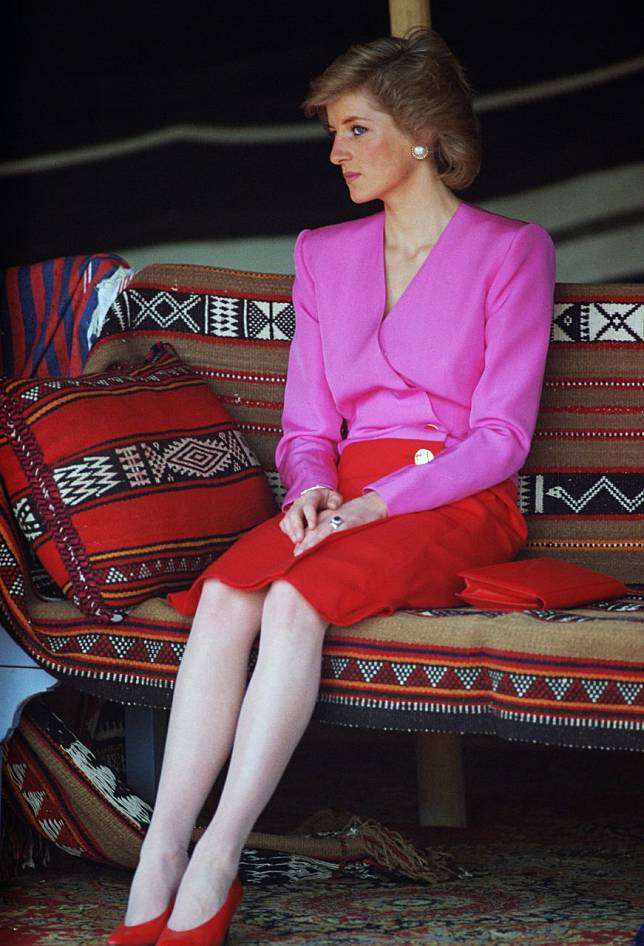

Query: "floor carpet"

xmin=1 ymin=724 xmax=643 ymax=945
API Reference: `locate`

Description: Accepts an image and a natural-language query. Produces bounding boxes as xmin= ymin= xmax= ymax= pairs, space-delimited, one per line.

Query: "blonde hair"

xmin=303 ymin=29 xmax=480 ymax=191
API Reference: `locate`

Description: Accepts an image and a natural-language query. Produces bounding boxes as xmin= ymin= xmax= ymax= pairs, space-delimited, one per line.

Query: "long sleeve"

xmin=275 ymin=230 xmax=344 ymax=509
xmin=363 ymin=223 xmax=556 ymax=516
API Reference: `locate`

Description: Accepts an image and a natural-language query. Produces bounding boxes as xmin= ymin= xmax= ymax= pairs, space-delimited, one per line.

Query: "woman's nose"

xmin=329 ymin=135 xmax=350 ymax=165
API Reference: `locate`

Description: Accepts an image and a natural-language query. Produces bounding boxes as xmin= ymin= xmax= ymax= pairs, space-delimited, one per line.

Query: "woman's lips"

xmin=343 ymin=172 xmax=361 ymax=183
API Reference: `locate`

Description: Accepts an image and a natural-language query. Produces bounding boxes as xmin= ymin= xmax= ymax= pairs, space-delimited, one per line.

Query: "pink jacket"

xmin=275 ymin=201 xmax=556 ymax=517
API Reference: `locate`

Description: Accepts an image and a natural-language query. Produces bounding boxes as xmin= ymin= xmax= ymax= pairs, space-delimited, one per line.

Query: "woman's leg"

xmin=123 ymin=580 xmax=267 ymax=925
xmin=166 ymin=578 xmax=329 ymax=931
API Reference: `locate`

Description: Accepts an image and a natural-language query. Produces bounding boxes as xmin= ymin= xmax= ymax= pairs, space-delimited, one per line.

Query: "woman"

xmin=108 ymin=28 xmax=555 ymax=946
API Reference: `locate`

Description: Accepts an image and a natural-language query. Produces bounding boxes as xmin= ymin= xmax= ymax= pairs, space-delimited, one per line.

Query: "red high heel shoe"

xmin=156 ymin=877 xmax=244 ymax=946
xmin=106 ymin=900 xmax=174 ymax=945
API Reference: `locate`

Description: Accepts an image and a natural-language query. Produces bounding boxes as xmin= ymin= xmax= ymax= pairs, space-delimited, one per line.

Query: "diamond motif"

xmin=164 ymin=437 xmax=230 ymax=476
xmin=207 ymin=296 xmax=241 ymax=336
xmin=129 ymin=290 xmax=203 ymax=332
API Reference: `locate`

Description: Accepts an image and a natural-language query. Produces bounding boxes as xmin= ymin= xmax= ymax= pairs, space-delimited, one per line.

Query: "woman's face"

xmin=326 ymin=88 xmax=425 ymax=204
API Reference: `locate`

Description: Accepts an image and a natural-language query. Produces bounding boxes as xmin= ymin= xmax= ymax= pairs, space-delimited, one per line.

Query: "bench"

xmin=1 ymin=262 xmax=642 ymax=828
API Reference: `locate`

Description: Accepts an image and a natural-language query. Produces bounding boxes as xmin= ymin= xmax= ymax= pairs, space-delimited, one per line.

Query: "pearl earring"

xmin=411 ymin=144 xmax=429 ymax=160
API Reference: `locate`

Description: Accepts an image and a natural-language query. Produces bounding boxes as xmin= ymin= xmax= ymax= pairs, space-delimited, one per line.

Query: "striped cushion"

xmin=0 ymin=342 xmax=276 ymax=622
xmin=89 ymin=267 xmax=644 ymax=583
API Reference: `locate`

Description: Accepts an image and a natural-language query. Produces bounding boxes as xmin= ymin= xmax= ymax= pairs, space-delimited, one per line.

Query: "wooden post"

xmin=389 ymin=0 xmax=431 ymax=36
xmin=416 ymin=732 xmax=467 ymax=827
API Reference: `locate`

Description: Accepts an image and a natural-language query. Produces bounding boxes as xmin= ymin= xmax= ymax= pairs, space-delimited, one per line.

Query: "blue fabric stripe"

xmin=17 ymin=263 xmax=38 ymax=375
xmin=76 ymin=258 xmax=98 ymax=366
xmin=61 ymin=254 xmax=77 ymax=368
xmin=38 ymin=260 xmax=57 ymax=374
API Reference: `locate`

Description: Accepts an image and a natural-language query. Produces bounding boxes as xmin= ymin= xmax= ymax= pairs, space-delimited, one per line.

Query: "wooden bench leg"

xmin=415 ymin=731 xmax=466 ymax=827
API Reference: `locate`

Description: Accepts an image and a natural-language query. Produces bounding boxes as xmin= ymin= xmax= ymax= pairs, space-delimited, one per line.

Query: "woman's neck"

xmin=382 ymin=174 xmax=461 ymax=257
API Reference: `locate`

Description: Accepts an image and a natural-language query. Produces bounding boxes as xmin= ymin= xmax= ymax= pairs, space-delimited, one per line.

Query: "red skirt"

xmin=167 ymin=438 xmax=528 ymax=626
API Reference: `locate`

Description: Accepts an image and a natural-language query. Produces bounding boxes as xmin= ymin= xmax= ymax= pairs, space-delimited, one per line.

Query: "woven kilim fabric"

xmin=2 ymin=698 xmax=456 ymax=883
xmin=520 ymin=284 xmax=644 ymax=579
xmin=0 ymin=264 xmax=642 ymax=750
xmin=0 ymin=253 xmax=132 ymax=378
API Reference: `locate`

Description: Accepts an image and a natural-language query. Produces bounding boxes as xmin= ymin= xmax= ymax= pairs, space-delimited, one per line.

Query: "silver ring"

xmin=329 ymin=515 xmax=344 ymax=530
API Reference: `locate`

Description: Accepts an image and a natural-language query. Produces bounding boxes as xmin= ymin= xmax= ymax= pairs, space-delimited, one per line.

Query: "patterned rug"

xmin=1 ymin=728 xmax=643 ymax=945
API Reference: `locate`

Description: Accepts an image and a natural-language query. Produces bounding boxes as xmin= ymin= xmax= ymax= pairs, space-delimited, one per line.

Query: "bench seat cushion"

xmin=1 ymin=505 xmax=642 ymax=749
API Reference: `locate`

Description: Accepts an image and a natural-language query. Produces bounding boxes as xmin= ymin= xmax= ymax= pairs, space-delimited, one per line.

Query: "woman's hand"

xmin=290 ymin=491 xmax=388 ymax=556
xmin=279 ymin=487 xmax=344 ymax=545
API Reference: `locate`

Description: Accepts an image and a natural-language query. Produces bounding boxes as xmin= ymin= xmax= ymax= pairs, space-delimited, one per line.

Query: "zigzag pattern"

xmin=546 ymin=477 xmax=644 ymax=514
xmin=518 ymin=473 xmax=644 ymax=515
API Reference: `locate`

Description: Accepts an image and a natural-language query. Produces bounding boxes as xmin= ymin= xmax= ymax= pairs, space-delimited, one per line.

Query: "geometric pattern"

xmin=96 ymin=552 xmax=214 ymax=587
xmin=2 ymin=267 xmax=643 ymax=754
xmin=2 ymin=698 xmax=151 ymax=868
xmin=12 ymin=496 xmax=45 ymax=541
xmin=108 ymin=287 xmax=296 ymax=341
xmin=13 ymin=430 xmax=263 ymax=522
xmin=0 ymin=342 xmax=276 ymax=621
xmin=518 ymin=472 xmax=644 ymax=515
xmin=552 ymin=301 xmax=644 ymax=342
xmin=313 ymin=588 xmax=644 ymax=751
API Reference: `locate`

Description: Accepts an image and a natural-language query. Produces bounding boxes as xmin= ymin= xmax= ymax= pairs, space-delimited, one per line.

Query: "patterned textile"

xmin=2 ymin=699 xmax=150 ymax=868
xmin=1 ymin=254 xmax=132 ymax=378
xmin=0 ymin=264 xmax=642 ymax=750
xmin=96 ymin=269 xmax=644 ymax=581
xmin=520 ymin=284 xmax=644 ymax=578
xmin=0 ymin=342 xmax=276 ymax=621
xmin=2 ymin=697 xmax=456 ymax=884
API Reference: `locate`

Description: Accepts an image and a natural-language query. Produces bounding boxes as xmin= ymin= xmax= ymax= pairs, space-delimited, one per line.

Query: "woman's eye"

xmin=352 ymin=125 xmax=367 ymax=136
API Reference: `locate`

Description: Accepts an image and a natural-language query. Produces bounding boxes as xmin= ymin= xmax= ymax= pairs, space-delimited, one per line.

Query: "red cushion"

xmin=0 ymin=342 xmax=276 ymax=622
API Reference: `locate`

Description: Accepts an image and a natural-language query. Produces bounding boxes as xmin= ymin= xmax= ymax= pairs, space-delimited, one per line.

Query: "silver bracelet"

xmin=299 ymin=484 xmax=332 ymax=496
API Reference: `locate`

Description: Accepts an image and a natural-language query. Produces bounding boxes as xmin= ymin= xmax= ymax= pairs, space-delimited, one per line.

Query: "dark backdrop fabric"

xmin=2 ymin=1 xmax=643 ymax=270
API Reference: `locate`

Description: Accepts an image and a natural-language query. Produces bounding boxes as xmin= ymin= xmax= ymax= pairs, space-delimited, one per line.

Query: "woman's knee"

xmin=192 ymin=580 xmax=266 ymax=639
xmin=262 ymin=580 xmax=328 ymax=638
xmin=198 ymin=579 xmax=264 ymax=611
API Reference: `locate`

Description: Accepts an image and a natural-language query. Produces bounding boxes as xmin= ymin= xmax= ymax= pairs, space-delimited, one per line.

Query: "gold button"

xmin=414 ymin=448 xmax=435 ymax=465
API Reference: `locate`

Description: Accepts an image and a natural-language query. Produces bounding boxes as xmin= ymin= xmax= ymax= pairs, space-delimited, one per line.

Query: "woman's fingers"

xmin=280 ymin=489 xmax=344 ymax=543
xmin=292 ymin=493 xmax=386 ymax=556
xmin=280 ymin=499 xmax=318 ymax=542
xmin=301 ymin=498 xmax=320 ymax=531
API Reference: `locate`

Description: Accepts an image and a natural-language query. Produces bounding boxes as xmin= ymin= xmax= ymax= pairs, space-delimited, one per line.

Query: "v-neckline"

xmin=379 ymin=200 xmax=464 ymax=323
